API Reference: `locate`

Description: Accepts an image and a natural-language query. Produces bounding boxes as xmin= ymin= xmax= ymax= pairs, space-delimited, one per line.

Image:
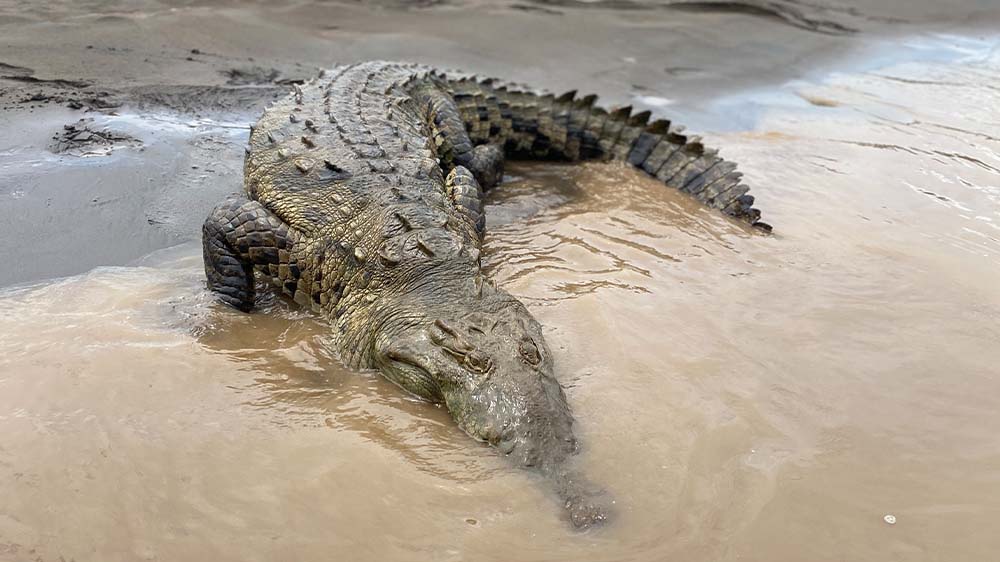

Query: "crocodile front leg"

xmin=445 ymin=165 xmax=486 ymax=239
xmin=416 ymin=83 xmax=505 ymax=189
xmin=202 ymin=195 xmax=299 ymax=312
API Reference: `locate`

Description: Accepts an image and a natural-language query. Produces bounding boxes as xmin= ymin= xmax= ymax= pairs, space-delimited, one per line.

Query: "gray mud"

xmin=48 ymin=118 xmax=142 ymax=156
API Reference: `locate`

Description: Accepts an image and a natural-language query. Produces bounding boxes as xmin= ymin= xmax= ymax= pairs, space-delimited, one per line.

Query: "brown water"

xmin=3 ymin=36 xmax=1000 ymax=562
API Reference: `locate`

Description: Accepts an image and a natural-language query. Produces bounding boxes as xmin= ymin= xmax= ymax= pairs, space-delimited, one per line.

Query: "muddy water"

xmin=3 ymin=37 xmax=1000 ymax=562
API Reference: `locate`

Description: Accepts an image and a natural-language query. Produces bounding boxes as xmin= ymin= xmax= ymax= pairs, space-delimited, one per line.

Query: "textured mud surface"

xmin=1 ymin=1 xmax=999 ymax=561
xmin=48 ymin=118 xmax=142 ymax=156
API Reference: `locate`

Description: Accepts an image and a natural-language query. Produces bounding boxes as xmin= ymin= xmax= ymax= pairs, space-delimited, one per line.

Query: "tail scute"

xmin=442 ymin=72 xmax=768 ymax=229
xmin=610 ymin=105 xmax=632 ymax=120
xmin=628 ymin=110 xmax=651 ymax=127
xmin=556 ymin=90 xmax=577 ymax=103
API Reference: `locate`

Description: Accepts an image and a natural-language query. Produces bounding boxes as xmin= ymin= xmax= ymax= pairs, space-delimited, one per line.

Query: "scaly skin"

xmin=203 ymin=61 xmax=767 ymax=529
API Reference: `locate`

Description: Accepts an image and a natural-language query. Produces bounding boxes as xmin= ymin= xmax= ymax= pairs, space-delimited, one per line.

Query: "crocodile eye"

xmin=465 ymin=350 xmax=492 ymax=374
xmin=518 ymin=337 xmax=541 ymax=366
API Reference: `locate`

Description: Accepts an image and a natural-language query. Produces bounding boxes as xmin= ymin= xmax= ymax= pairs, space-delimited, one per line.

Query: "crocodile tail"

xmin=441 ymin=72 xmax=768 ymax=230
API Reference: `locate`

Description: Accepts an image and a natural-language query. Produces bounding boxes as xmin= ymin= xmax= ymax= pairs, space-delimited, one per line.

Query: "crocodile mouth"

xmin=382 ymin=347 xmax=442 ymax=402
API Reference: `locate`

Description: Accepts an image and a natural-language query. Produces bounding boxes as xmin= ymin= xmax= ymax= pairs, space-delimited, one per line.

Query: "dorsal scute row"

xmin=245 ymin=62 xmax=443 ymax=199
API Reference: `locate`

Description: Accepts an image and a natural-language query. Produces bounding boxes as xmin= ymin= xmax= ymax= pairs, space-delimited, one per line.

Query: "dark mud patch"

xmin=2 ymin=74 xmax=92 ymax=89
xmin=667 ymin=1 xmax=855 ymax=35
xmin=509 ymin=3 xmax=564 ymax=15
xmin=0 ymin=61 xmax=33 ymax=76
xmin=351 ymin=0 xmax=452 ymax=7
xmin=126 ymin=84 xmax=289 ymax=116
xmin=663 ymin=66 xmax=708 ymax=77
xmin=0 ymin=61 xmax=119 ymax=111
xmin=525 ymin=0 xmax=857 ymax=34
xmin=49 ymin=118 xmax=142 ymax=157
xmin=221 ymin=65 xmax=315 ymax=86
xmin=222 ymin=66 xmax=282 ymax=85
xmin=2 ymin=85 xmax=120 ymax=112
xmin=3 ymin=79 xmax=288 ymax=116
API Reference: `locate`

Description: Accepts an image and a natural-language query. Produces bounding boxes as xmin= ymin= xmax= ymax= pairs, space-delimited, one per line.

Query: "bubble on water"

xmin=883 ymin=514 xmax=896 ymax=525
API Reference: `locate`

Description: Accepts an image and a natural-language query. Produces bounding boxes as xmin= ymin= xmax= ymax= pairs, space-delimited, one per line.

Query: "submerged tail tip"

xmin=727 ymin=194 xmax=771 ymax=232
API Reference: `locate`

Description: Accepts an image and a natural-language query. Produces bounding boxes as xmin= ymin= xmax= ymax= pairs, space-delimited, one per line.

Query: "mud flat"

xmin=1 ymin=1 xmax=1000 ymax=561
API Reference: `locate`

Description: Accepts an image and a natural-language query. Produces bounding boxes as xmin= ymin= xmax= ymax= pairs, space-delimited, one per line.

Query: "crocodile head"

xmin=376 ymin=303 xmax=576 ymax=465
xmin=373 ymin=292 xmax=609 ymax=528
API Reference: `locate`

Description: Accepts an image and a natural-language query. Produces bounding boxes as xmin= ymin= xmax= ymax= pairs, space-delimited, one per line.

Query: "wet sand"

xmin=2 ymin=1 xmax=1000 ymax=561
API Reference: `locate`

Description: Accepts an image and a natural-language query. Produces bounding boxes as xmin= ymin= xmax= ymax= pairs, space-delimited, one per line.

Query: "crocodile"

xmin=202 ymin=60 xmax=767 ymax=529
